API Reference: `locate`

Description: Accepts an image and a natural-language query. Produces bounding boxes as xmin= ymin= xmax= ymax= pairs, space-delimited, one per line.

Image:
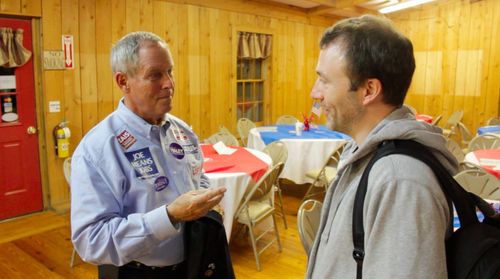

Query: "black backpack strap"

xmin=352 ymin=140 xmax=479 ymax=279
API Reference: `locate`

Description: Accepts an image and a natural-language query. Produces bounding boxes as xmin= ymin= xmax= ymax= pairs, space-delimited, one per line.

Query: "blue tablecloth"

xmin=453 ymin=213 xmax=485 ymax=230
xmin=258 ymin=125 xmax=350 ymax=145
xmin=453 ymin=201 xmax=500 ymax=230
xmin=477 ymin=125 xmax=500 ymax=135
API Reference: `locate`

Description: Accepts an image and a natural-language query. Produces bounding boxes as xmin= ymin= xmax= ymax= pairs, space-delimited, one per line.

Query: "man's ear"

xmin=361 ymin=78 xmax=383 ymax=105
xmin=115 ymin=72 xmax=129 ymax=93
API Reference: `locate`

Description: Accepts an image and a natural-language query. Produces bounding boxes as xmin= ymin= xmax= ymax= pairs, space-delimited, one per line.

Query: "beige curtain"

xmin=237 ymin=32 xmax=272 ymax=59
xmin=0 ymin=28 xmax=32 ymax=68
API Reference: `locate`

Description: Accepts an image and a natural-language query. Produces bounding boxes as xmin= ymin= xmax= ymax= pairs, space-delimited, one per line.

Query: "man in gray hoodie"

xmin=306 ymin=15 xmax=458 ymax=279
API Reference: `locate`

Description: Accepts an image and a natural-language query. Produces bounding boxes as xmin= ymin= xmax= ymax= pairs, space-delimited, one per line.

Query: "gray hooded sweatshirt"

xmin=306 ymin=106 xmax=458 ymax=279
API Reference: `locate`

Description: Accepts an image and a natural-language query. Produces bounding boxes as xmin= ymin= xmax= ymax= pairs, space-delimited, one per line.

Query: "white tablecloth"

xmin=205 ymin=148 xmax=272 ymax=240
xmin=247 ymin=127 xmax=346 ymax=184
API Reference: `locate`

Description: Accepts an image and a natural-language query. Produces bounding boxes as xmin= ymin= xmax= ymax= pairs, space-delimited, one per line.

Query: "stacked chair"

xmin=454 ymin=169 xmax=500 ymax=200
xmin=458 ymin=161 xmax=487 ymax=173
xmin=445 ymin=138 xmax=465 ymax=162
xmin=468 ymin=133 xmax=500 ymax=152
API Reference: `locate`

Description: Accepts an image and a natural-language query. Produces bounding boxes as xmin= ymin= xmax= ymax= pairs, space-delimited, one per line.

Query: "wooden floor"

xmin=0 ymin=194 xmax=308 ymax=278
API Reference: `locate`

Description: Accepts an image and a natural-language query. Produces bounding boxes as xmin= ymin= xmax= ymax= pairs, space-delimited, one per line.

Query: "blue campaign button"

xmin=154 ymin=176 xmax=169 ymax=192
xmin=124 ymin=147 xmax=159 ymax=179
xmin=169 ymin=142 xmax=185 ymax=159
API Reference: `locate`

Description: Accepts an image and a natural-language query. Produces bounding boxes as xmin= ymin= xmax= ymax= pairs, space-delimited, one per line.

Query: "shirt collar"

xmin=117 ymin=98 xmax=170 ymax=138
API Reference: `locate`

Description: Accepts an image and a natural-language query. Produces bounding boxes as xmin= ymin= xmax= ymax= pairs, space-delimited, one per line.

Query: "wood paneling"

xmin=1 ymin=0 xmax=498 ymax=212
xmin=40 ymin=0 xmax=67 ymax=210
xmin=0 ymin=0 xmax=40 ymax=16
xmin=31 ymin=0 xmax=330 ymax=210
xmin=390 ymin=0 xmax=500 ymax=133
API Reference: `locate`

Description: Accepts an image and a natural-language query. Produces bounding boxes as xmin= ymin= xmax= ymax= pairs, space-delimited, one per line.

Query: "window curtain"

xmin=237 ymin=32 xmax=272 ymax=59
xmin=0 ymin=28 xmax=32 ymax=68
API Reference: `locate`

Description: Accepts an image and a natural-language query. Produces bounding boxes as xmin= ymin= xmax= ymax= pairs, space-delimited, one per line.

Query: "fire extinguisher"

xmin=53 ymin=122 xmax=71 ymax=158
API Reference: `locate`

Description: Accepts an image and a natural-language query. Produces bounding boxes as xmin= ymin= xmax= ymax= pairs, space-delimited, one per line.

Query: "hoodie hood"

xmin=339 ymin=106 xmax=458 ymax=175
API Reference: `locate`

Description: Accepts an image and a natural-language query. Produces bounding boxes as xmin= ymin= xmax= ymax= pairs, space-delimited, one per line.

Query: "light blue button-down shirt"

xmin=70 ymin=100 xmax=209 ymax=266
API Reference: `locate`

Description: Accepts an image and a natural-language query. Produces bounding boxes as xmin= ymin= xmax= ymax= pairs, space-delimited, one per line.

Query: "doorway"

xmin=0 ymin=17 xmax=43 ymax=219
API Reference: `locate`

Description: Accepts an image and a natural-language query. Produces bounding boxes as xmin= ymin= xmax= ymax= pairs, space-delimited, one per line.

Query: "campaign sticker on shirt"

xmin=116 ymin=130 xmax=137 ymax=150
xmin=124 ymin=147 xmax=159 ymax=179
xmin=172 ymin=128 xmax=191 ymax=143
xmin=183 ymin=143 xmax=199 ymax=154
xmin=169 ymin=143 xmax=185 ymax=159
xmin=192 ymin=164 xmax=202 ymax=176
xmin=154 ymin=176 xmax=169 ymax=192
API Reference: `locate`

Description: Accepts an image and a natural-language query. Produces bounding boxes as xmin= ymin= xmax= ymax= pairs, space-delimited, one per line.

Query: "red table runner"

xmin=416 ymin=114 xmax=433 ymax=123
xmin=201 ymin=145 xmax=269 ymax=182
xmin=473 ymin=149 xmax=500 ymax=179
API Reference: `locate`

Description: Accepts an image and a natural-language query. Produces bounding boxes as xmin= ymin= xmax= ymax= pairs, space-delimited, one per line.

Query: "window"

xmin=237 ymin=58 xmax=264 ymax=122
xmin=236 ymin=31 xmax=271 ymax=125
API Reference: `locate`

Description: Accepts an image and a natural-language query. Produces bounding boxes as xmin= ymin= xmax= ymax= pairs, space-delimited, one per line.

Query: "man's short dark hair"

xmin=320 ymin=15 xmax=415 ymax=106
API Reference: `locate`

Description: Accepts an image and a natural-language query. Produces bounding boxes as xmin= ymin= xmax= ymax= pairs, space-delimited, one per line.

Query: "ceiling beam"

xmin=328 ymin=9 xmax=365 ymax=18
xmin=308 ymin=0 xmax=368 ymax=9
xmin=308 ymin=5 xmax=376 ymax=17
xmin=306 ymin=0 xmax=337 ymax=6
xmin=165 ymin=0 xmax=339 ymax=26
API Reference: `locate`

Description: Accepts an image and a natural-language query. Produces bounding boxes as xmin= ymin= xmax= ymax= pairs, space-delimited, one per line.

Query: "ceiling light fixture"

xmin=379 ymin=0 xmax=436 ymax=14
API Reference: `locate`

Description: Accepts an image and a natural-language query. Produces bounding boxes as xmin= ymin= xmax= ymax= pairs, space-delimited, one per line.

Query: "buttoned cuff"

xmin=144 ymin=205 xmax=180 ymax=241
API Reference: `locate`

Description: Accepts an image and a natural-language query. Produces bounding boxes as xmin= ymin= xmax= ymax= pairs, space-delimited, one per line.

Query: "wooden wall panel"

xmin=0 ymin=0 xmax=40 ymax=16
xmin=0 ymin=0 xmax=20 ymax=14
xmin=79 ymin=0 xmax=98 ymax=133
xmin=62 ymin=0 xmax=82 ymax=145
xmin=40 ymin=0 xmax=66 ymax=209
xmin=390 ymin=0 xmax=500 ymax=134
xmin=7 ymin=0 xmax=494 ymax=212
xmin=95 ymin=0 xmax=114 ymax=119
xmin=186 ymin=5 xmax=202 ymax=133
xmin=170 ymin=4 xmax=191 ymax=127
xmin=110 ymin=0 xmax=126 ymax=105
xmin=21 ymin=0 xmax=41 ymax=16
xmin=34 ymin=0 xmax=330 ymax=210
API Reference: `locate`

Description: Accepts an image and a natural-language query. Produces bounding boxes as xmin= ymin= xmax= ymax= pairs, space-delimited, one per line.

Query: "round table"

xmin=247 ymin=125 xmax=349 ymax=184
xmin=477 ymin=125 xmax=500 ymax=135
xmin=416 ymin=114 xmax=433 ymax=123
xmin=201 ymin=144 xmax=272 ymax=240
xmin=464 ymin=148 xmax=500 ymax=179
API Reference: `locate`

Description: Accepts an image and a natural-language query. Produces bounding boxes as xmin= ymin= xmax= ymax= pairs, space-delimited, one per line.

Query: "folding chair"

xmin=457 ymin=122 xmax=473 ymax=151
xmin=454 ymin=169 xmax=500 ymax=200
xmin=486 ymin=117 xmax=500 ymax=126
xmin=63 ymin=157 xmax=79 ymax=268
xmin=205 ymin=131 xmax=240 ymax=146
xmin=297 ymin=199 xmax=322 ymax=255
xmin=263 ymin=141 xmax=288 ymax=229
xmin=303 ymin=142 xmax=345 ymax=201
xmin=431 ymin=115 xmax=442 ymax=126
xmin=276 ymin=115 xmax=299 ymax=125
xmin=442 ymin=110 xmax=464 ymax=138
xmin=237 ymin=118 xmax=256 ymax=146
xmin=468 ymin=133 xmax=500 ymax=152
xmin=234 ymin=163 xmax=284 ymax=271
